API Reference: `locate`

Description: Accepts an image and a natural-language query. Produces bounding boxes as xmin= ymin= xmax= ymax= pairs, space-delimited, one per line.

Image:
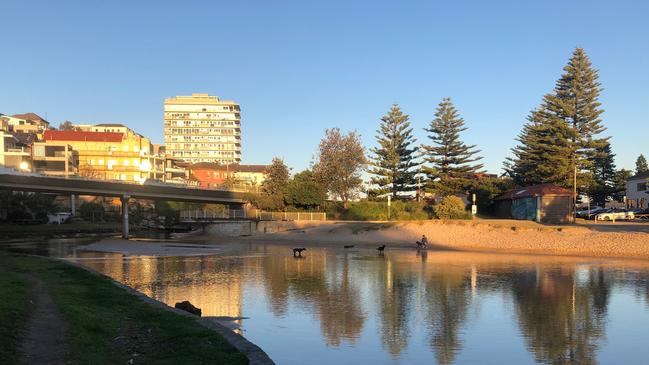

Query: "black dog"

xmin=293 ymin=247 xmax=307 ymax=257
xmin=344 ymin=245 xmax=355 ymax=249
xmin=377 ymin=245 xmax=386 ymax=253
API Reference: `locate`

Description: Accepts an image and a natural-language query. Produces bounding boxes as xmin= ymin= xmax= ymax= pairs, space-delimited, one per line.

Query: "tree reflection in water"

xmin=511 ymin=266 xmax=611 ymax=365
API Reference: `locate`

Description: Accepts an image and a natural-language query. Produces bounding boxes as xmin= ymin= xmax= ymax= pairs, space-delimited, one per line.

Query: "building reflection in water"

xmin=69 ymin=246 xmax=649 ymax=365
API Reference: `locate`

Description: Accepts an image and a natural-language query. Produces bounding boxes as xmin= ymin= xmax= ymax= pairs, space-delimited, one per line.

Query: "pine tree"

xmin=368 ymin=104 xmax=419 ymax=198
xmin=586 ymin=141 xmax=616 ymax=206
xmin=506 ymin=47 xmax=610 ymax=194
xmin=504 ymin=107 xmax=573 ymax=187
xmin=421 ymin=98 xmax=483 ymax=195
xmin=545 ymin=47 xmax=609 ymax=193
xmin=636 ymin=154 xmax=648 ymax=174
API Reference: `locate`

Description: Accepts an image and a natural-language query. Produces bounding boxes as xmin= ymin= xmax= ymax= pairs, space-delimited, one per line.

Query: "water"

xmin=8 ymin=239 xmax=649 ymax=365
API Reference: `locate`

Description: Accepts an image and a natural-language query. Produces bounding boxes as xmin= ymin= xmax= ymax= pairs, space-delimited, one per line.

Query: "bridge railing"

xmin=255 ymin=211 xmax=326 ymax=221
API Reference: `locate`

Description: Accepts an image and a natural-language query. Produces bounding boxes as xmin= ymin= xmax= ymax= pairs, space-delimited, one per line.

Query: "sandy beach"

xmin=238 ymin=219 xmax=649 ymax=260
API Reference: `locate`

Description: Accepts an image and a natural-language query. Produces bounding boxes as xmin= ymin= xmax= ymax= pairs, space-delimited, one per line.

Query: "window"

xmin=123 ymin=160 xmax=129 ymax=166
xmin=638 ymin=182 xmax=647 ymax=192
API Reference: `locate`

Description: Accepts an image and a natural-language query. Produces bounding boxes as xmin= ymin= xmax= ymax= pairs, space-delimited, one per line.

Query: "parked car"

xmin=47 ymin=212 xmax=73 ymax=224
xmin=576 ymin=206 xmax=603 ymax=218
xmin=594 ymin=209 xmax=635 ymax=221
xmin=584 ymin=207 xmax=608 ymax=220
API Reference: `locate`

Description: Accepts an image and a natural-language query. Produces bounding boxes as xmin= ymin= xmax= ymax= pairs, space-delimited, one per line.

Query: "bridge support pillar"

xmin=70 ymin=194 xmax=76 ymax=216
xmin=121 ymin=195 xmax=130 ymax=239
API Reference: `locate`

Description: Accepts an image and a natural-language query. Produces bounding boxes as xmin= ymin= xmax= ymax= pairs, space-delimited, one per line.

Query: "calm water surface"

xmin=11 ymin=239 xmax=649 ymax=365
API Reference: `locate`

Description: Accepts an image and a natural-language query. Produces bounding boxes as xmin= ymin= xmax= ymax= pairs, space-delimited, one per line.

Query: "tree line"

xmin=252 ymin=47 xmax=644 ymax=212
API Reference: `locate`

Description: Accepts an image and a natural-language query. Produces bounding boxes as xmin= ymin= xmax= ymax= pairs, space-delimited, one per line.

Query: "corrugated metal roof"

xmin=44 ymin=130 xmax=123 ymax=142
xmin=495 ymin=183 xmax=573 ymax=200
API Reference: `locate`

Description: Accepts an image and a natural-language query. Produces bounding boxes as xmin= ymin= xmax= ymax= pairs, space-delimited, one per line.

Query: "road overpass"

xmin=0 ymin=173 xmax=248 ymax=238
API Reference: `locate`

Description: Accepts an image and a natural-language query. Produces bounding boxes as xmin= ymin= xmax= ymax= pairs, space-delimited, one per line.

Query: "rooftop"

xmin=629 ymin=171 xmax=649 ymax=181
xmin=495 ymin=183 xmax=573 ymax=200
xmin=44 ymin=130 xmax=124 ymax=143
xmin=164 ymin=93 xmax=238 ymax=106
xmin=11 ymin=112 xmax=50 ymax=125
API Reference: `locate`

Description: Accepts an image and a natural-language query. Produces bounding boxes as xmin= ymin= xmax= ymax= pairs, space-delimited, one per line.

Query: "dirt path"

xmin=21 ymin=278 xmax=71 ymax=365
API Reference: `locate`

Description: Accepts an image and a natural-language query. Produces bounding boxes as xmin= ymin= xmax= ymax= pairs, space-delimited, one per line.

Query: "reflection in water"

xmin=512 ymin=267 xmax=609 ymax=365
xmin=44 ymin=243 xmax=649 ymax=365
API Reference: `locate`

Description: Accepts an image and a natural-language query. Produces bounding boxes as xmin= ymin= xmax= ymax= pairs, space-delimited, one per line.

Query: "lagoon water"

xmin=12 ymin=239 xmax=649 ymax=365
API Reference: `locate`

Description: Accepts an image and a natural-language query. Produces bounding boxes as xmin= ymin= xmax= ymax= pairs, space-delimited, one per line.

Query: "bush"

xmin=433 ymin=196 xmax=470 ymax=219
xmin=79 ymin=202 xmax=105 ymax=223
xmin=324 ymin=200 xmax=432 ymax=221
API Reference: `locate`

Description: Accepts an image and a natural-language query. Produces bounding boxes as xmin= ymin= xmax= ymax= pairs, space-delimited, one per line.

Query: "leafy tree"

xmin=0 ymin=191 xmax=60 ymax=222
xmin=506 ymin=47 xmax=610 ymax=196
xmin=259 ymin=157 xmax=290 ymax=210
xmin=636 ymin=154 xmax=648 ymax=174
xmin=79 ymin=202 xmax=105 ymax=223
xmin=421 ymin=98 xmax=483 ymax=196
xmin=368 ymin=104 xmax=419 ymax=198
xmin=313 ymin=128 xmax=367 ymax=206
xmin=467 ymin=176 xmax=514 ymax=213
xmin=285 ymin=170 xmax=326 ymax=209
xmin=58 ymin=120 xmax=76 ymax=131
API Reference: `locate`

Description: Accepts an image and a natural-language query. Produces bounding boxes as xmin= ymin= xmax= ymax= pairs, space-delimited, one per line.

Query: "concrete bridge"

xmin=0 ymin=173 xmax=247 ymax=238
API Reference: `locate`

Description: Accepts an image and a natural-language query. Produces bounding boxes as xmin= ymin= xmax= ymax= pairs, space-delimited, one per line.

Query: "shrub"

xmin=434 ymin=196 xmax=470 ymax=219
xmin=79 ymin=202 xmax=105 ymax=223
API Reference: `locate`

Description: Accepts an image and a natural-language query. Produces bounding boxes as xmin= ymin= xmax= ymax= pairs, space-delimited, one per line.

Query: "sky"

xmin=1 ymin=0 xmax=647 ymax=174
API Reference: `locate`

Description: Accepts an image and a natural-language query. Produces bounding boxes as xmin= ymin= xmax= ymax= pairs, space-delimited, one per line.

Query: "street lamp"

xmin=19 ymin=161 xmax=30 ymax=172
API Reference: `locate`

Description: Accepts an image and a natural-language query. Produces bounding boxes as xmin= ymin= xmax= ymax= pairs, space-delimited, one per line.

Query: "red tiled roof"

xmin=495 ymin=183 xmax=573 ymax=200
xmin=44 ymin=130 xmax=123 ymax=142
xmin=190 ymin=163 xmax=269 ymax=173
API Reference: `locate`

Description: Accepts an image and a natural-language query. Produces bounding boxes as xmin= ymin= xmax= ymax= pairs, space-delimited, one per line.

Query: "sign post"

xmin=471 ymin=193 xmax=477 ymax=218
xmin=387 ymin=195 xmax=391 ymax=221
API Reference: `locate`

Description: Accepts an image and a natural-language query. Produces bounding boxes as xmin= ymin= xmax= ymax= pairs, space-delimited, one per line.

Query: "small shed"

xmin=494 ymin=184 xmax=573 ymax=224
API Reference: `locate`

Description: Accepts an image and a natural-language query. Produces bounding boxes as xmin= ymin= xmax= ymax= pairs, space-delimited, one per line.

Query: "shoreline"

xmin=234 ymin=219 xmax=649 ymax=260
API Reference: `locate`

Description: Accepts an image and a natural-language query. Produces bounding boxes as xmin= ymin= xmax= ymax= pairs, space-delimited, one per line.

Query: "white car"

xmin=594 ymin=209 xmax=635 ymax=221
xmin=47 ymin=212 xmax=72 ymax=224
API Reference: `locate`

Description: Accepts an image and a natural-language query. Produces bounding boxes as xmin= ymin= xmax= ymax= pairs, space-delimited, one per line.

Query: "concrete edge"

xmin=47 ymin=256 xmax=275 ymax=365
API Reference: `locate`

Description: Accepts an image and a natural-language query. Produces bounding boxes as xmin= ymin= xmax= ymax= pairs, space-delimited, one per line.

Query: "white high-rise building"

xmin=163 ymin=93 xmax=241 ymax=164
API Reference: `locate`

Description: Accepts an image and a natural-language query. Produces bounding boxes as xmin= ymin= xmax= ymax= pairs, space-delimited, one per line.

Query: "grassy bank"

xmin=0 ymin=251 xmax=248 ymax=364
xmin=0 ymin=222 xmax=125 ymax=237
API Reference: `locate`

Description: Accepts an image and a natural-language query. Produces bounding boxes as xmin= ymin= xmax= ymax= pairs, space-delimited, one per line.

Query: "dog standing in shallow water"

xmin=293 ymin=247 xmax=307 ymax=257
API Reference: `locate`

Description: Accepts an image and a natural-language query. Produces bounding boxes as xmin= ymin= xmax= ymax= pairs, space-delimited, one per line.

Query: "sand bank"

xmin=241 ymin=220 xmax=649 ymax=260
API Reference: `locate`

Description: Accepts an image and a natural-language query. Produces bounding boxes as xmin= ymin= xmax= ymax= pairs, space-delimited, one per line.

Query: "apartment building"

xmin=626 ymin=172 xmax=649 ymax=209
xmin=164 ymin=93 xmax=241 ymax=165
xmin=43 ymin=129 xmax=157 ymax=183
xmin=0 ymin=131 xmax=31 ymax=170
xmin=0 ymin=112 xmax=50 ymax=133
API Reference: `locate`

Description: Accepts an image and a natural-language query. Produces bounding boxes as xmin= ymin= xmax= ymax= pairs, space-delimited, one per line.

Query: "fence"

xmin=180 ymin=209 xmax=246 ymax=221
xmin=256 ymin=211 xmax=326 ymax=221
xmin=179 ymin=209 xmax=326 ymax=221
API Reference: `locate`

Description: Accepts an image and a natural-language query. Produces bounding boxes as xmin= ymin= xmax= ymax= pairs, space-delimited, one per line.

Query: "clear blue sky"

xmin=1 ymin=0 xmax=647 ymax=174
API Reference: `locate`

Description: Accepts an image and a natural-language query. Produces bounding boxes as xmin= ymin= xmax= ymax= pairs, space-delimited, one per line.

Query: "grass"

xmin=0 ymin=251 xmax=249 ymax=364
xmin=0 ymin=268 xmax=33 ymax=363
xmin=0 ymin=222 xmax=123 ymax=236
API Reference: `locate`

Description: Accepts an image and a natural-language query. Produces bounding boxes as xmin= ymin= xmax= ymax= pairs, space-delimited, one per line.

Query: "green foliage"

xmin=586 ymin=142 xmax=617 ymax=206
xmin=433 ymin=196 xmax=469 ymax=219
xmin=421 ymin=98 xmax=483 ymax=196
xmin=612 ymin=169 xmax=633 ymax=202
xmin=467 ymin=177 xmax=514 ymax=213
xmin=0 ymin=191 xmax=60 ymax=222
xmin=636 ymin=154 xmax=648 ymax=174
xmin=313 ymin=128 xmax=367 ymax=204
xmin=368 ymin=104 xmax=419 ymax=197
xmin=325 ymin=200 xmax=431 ymax=221
xmin=285 ymin=169 xmax=326 ymax=209
xmin=506 ymin=47 xmax=610 ymax=196
xmin=0 ymin=270 xmax=32 ymax=363
xmin=79 ymin=202 xmax=105 ymax=223
xmin=251 ymin=157 xmax=290 ymax=210
xmin=154 ymin=200 xmax=179 ymax=228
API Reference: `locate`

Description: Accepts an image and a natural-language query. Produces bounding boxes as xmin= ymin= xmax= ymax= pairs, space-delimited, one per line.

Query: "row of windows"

xmin=172 ymin=151 xmax=237 ymax=157
xmin=85 ymin=158 xmax=145 ymax=168
xmin=166 ymin=143 xmax=237 ymax=150
xmin=165 ymin=128 xmax=239 ymax=135
xmin=164 ymin=120 xmax=239 ymax=127
xmin=166 ymin=136 xmax=237 ymax=142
